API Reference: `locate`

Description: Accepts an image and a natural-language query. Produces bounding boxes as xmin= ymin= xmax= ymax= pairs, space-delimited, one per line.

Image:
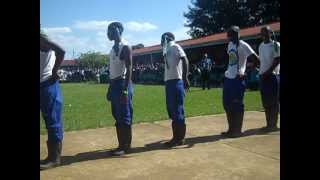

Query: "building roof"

xmin=61 ymin=59 xmax=78 ymax=66
xmin=133 ymin=22 xmax=280 ymax=56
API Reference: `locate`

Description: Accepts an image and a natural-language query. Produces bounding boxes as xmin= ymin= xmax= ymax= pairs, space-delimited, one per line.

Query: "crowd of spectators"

xmin=58 ymin=61 xmax=260 ymax=90
xmin=58 ymin=68 xmax=107 ymax=83
xmin=132 ymin=62 xmax=164 ymax=84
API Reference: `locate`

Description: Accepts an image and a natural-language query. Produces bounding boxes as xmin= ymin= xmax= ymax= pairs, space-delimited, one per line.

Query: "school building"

xmin=132 ymin=22 xmax=280 ymax=66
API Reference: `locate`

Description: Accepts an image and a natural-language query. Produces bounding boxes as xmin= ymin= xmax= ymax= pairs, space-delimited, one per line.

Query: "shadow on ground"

xmin=55 ymin=127 xmax=279 ymax=167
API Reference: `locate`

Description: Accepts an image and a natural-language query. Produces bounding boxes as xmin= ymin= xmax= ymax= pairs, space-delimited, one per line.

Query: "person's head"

xmin=40 ymin=33 xmax=49 ymax=50
xmin=260 ymin=26 xmax=273 ymax=42
xmin=227 ymin=26 xmax=240 ymax=43
xmin=204 ymin=53 xmax=208 ymax=58
xmin=40 ymin=34 xmax=45 ymax=44
xmin=107 ymin=22 xmax=123 ymax=42
xmin=161 ymin=32 xmax=175 ymax=47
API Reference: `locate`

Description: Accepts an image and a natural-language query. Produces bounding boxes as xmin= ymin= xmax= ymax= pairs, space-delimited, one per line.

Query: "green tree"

xmin=184 ymin=0 xmax=280 ymax=38
xmin=78 ymin=51 xmax=109 ymax=70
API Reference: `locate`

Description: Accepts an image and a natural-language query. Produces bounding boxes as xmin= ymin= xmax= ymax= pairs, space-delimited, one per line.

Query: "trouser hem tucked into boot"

xmin=40 ymin=141 xmax=62 ymax=170
xmin=165 ymin=123 xmax=186 ymax=148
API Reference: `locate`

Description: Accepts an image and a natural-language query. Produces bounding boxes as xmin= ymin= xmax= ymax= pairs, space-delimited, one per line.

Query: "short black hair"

xmin=161 ymin=32 xmax=175 ymax=41
xmin=261 ymin=26 xmax=273 ymax=33
xmin=228 ymin=26 xmax=240 ymax=34
xmin=40 ymin=33 xmax=48 ymax=41
xmin=108 ymin=22 xmax=124 ymax=34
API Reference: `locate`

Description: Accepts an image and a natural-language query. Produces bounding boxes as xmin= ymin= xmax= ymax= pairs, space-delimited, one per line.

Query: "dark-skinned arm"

xmin=237 ymin=53 xmax=259 ymax=79
xmin=122 ymin=45 xmax=132 ymax=90
xmin=182 ymin=56 xmax=190 ymax=90
xmin=120 ymin=45 xmax=132 ymax=102
xmin=247 ymin=53 xmax=260 ymax=69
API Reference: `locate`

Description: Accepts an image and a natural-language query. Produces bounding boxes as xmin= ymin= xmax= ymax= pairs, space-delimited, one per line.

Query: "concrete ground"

xmin=40 ymin=111 xmax=280 ymax=180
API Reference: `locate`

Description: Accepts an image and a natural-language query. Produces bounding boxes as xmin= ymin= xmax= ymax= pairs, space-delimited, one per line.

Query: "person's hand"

xmin=259 ymin=71 xmax=271 ymax=81
xmin=52 ymin=71 xmax=60 ymax=80
xmin=236 ymin=74 xmax=245 ymax=80
xmin=120 ymin=90 xmax=129 ymax=104
xmin=106 ymin=86 xmax=112 ymax=101
xmin=184 ymin=78 xmax=190 ymax=92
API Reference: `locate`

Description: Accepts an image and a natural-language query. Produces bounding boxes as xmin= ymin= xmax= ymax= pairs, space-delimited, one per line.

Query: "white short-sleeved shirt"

xmin=164 ymin=41 xmax=187 ymax=81
xmin=40 ymin=50 xmax=56 ymax=83
xmin=225 ymin=40 xmax=256 ymax=79
xmin=109 ymin=40 xmax=130 ymax=80
xmin=258 ymin=41 xmax=280 ymax=75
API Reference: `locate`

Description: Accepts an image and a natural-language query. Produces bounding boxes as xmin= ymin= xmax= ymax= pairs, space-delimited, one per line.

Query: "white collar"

xmin=263 ymin=40 xmax=274 ymax=45
xmin=168 ymin=41 xmax=175 ymax=46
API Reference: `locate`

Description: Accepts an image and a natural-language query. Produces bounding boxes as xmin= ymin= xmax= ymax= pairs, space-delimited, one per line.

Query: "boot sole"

xmin=164 ymin=140 xmax=185 ymax=148
xmin=110 ymin=148 xmax=131 ymax=156
xmin=111 ymin=152 xmax=125 ymax=156
xmin=222 ymin=133 xmax=242 ymax=138
xmin=40 ymin=162 xmax=60 ymax=170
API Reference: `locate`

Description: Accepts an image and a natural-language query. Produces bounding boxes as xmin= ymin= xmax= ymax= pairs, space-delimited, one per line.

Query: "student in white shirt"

xmin=257 ymin=26 xmax=280 ymax=132
xmin=161 ymin=32 xmax=190 ymax=147
xmin=40 ymin=34 xmax=65 ymax=170
xmin=221 ymin=26 xmax=259 ymax=138
xmin=106 ymin=22 xmax=133 ymax=156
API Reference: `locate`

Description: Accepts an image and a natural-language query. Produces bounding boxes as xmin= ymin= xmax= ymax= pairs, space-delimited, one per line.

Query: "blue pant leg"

xmin=260 ymin=75 xmax=278 ymax=109
xmin=129 ymin=83 xmax=133 ymax=123
xmin=120 ymin=82 xmax=133 ymax=126
xmin=110 ymin=81 xmax=122 ymax=126
xmin=223 ymin=78 xmax=234 ymax=112
xmin=111 ymin=99 xmax=120 ymax=123
xmin=174 ymin=80 xmax=185 ymax=124
xmin=231 ymin=79 xmax=245 ymax=112
xmin=222 ymin=78 xmax=230 ymax=111
xmin=165 ymin=81 xmax=176 ymax=120
xmin=40 ymin=80 xmax=64 ymax=142
xmin=276 ymin=75 xmax=280 ymax=102
xmin=223 ymin=78 xmax=245 ymax=112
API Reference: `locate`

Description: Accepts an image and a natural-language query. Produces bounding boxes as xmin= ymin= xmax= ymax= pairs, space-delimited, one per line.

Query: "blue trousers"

xmin=109 ymin=79 xmax=133 ymax=126
xmin=165 ymin=79 xmax=185 ymax=124
xmin=40 ymin=79 xmax=63 ymax=143
xmin=276 ymin=75 xmax=280 ymax=102
xmin=260 ymin=74 xmax=279 ymax=108
xmin=223 ymin=77 xmax=246 ymax=112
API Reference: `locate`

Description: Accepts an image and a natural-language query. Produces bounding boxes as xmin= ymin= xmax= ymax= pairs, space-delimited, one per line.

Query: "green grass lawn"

xmin=40 ymin=83 xmax=263 ymax=134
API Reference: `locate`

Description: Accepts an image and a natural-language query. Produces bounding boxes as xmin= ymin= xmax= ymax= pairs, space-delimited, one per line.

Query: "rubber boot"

xmin=226 ymin=111 xmax=243 ymax=138
xmin=261 ymin=105 xmax=279 ymax=132
xmin=164 ymin=123 xmax=178 ymax=148
xmin=111 ymin=125 xmax=132 ymax=156
xmin=221 ymin=110 xmax=233 ymax=136
xmin=123 ymin=125 xmax=132 ymax=153
xmin=40 ymin=141 xmax=62 ymax=170
xmin=111 ymin=126 xmax=125 ymax=156
xmin=269 ymin=105 xmax=279 ymax=129
xmin=175 ymin=123 xmax=186 ymax=146
xmin=164 ymin=122 xmax=186 ymax=148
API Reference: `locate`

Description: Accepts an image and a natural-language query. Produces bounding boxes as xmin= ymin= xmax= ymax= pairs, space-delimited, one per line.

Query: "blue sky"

xmin=40 ymin=0 xmax=192 ymax=59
